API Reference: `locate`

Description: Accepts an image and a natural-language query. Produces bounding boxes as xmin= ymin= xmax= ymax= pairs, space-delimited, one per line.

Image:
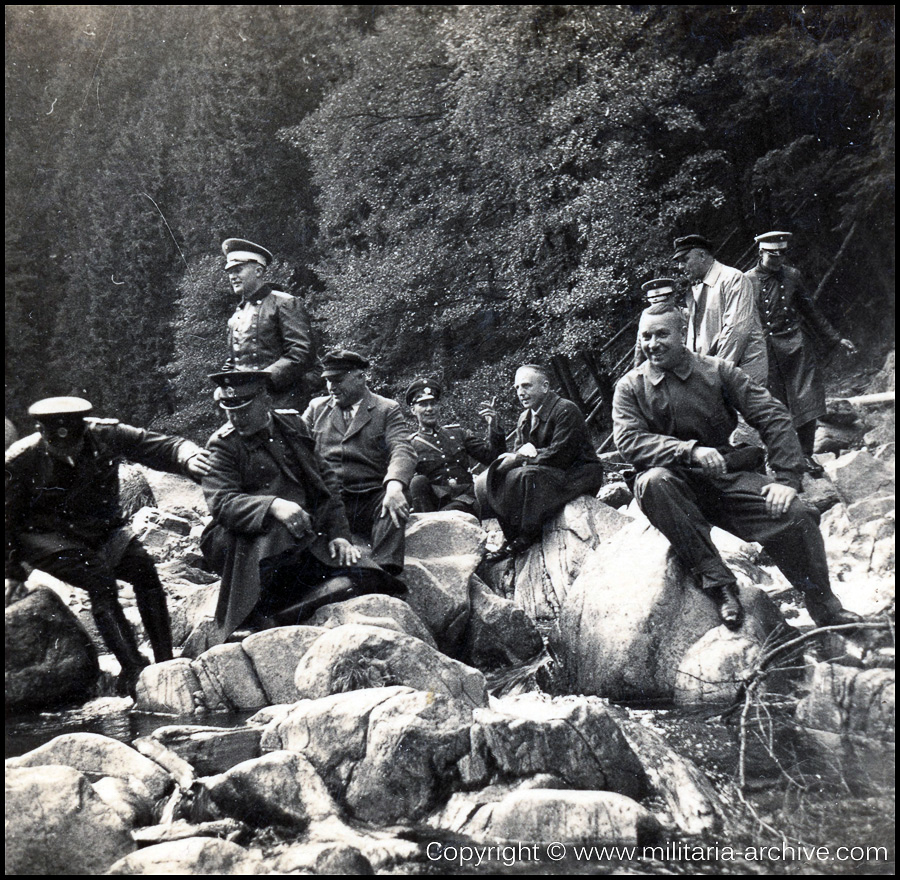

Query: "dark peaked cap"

xmin=208 ymin=369 xmax=272 ymax=407
xmin=406 ymin=377 xmax=442 ymax=406
xmin=320 ymin=349 xmax=370 ymax=377
xmin=672 ymin=234 xmax=713 ymax=259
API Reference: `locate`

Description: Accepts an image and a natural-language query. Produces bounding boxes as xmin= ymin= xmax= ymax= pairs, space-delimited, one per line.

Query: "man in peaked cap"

xmin=406 ymin=377 xmax=505 ymax=517
xmin=5 ymin=397 xmax=211 ymax=695
xmin=670 ymin=234 xmax=768 ymax=385
xmin=200 ymin=369 xmax=398 ymax=641
xmin=302 ymin=350 xmax=417 ymax=575
xmin=634 ymin=278 xmax=684 ymax=368
xmin=221 ymin=237 xmax=317 ymax=410
xmin=746 ymin=231 xmax=858 ymax=464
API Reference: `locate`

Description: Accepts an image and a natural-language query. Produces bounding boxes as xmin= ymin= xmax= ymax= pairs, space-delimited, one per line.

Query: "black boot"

xmin=134 ymin=582 xmax=174 ymax=663
xmin=707 ymin=583 xmax=744 ymax=630
xmin=92 ymin=603 xmax=149 ymax=696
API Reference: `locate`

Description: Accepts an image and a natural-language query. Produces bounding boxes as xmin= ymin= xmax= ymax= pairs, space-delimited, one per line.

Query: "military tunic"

xmin=410 ymin=422 xmax=505 ymax=514
xmin=225 ymin=283 xmax=316 ymax=409
xmin=746 ymin=263 xmax=842 ymax=427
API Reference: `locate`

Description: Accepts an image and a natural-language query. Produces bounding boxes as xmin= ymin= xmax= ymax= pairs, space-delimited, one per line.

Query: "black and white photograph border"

xmin=5 ymin=5 xmax=895 ymax=875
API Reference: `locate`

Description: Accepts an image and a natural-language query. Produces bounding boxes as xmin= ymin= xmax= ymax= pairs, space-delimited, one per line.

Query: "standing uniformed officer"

xmin=222 ymin=238 xmax=317 ymax=410
xmin=406 ymin=378 xmax=505 ymax=516
xmin=746 ymin=231 xmax=858 ymax=462
xmin=5 ymin=398 xmax=211 ymax=694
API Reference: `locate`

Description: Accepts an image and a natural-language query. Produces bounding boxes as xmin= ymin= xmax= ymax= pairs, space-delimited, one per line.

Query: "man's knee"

xmin=634 ymin=467 xmax=679 ymax=502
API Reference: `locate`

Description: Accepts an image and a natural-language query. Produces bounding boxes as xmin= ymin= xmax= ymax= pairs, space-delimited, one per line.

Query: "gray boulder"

xmin=262 ymin=685 xmax=475 ymax=825
xmin=147 ymin=725 xmax=262 ymax=776
xmin=513 ymin=496 xmax=630 ymax=621
xmin=557 ymin=520 xmax=786 ymax=702
xmin=135 ymin=658 xmax=203 ymax=714
xmin=6 ymin=731 xmax=172 ymax=800
xmin=5 ymin=586 xmax=99 ymax=712
xmin=293 ymin=623 xmax=489 ymax=708
xmin=461 ymin=576 xmax=543 ymax=671
xmin=241 ymin=625 xmax=327 ymax=704
xmin=825 ymin=450 xmax=894 ymax=505
xmin=199 ymin=750 xmax=338 ymax=829
xmin=308 ymin=594 xmax=436 ymax=647
xmin=190 ymin=643 xmax=268 ymax=712
xmin=674 ymin=627 xmax=764 ymax=708
xmin=107 ymin=837 xmax=266 ymax=874
xmin=6 ymin=764 xmax=136 ymax=874
xmin=464 ymin=695 xmax=647 ymax=799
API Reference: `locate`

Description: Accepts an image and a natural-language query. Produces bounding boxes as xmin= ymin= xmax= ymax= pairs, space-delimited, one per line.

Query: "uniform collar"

xmin=645 ymin=348 xmax=695 ymax=385
xmin=241 ymin=282 xmax=273 ymax=305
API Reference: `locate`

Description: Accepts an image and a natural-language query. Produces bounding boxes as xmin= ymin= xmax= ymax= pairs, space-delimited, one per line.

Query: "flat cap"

xmin=406 ymin=377 xmax=442 ymax=406
xmin=672 ymin=234 xmax=713 ymax=259
xmin=222 ymin=238 xmax=273 ymax=270
xmin=754 ymin=231 xmax=793 ymax=251
xmin=321 ymin=349 xmax=370 ymax=377
xmin=208 ymin=369 xmax=271 ymax=408
xmin=641 ymin=277 xmax=678 ymax=302
xmin=28 ymin=397 xmax=93 ymax=421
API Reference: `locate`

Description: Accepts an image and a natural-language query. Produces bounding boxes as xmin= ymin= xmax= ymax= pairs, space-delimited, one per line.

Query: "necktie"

xmin=692 ymin=285 xmax=708 ymax=351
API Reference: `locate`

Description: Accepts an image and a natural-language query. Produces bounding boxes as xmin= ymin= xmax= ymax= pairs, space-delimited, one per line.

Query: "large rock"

xmin=6 ymin=732 xmax=172 ymax=800
xmin=107 ymin=837 xmax=266 ymax=874
xmin=796 ymin=663 xmax=894 ymax=793
xmin=135 ymin=658 xmax=203 ymax=714
xmin=674 ymin=627 xmax=764 ymax=708
xmin=242 ymin=625 xmax=327 ymax=704
xmin=464 ymin=695 xmax=647 ymax=799
xmin=453 ymin=788 xmax=661 ymax=846
xmin=556 ymin=520 xmax=786 ymax=702
xmin=262 ymin=686 xmax=475 ymax=824
xmin=199 ymin=750 xmax=338 ymax=828
xmin=461 ymin=576 xmax=543 ymax=671
xmin=825 ymin=450 xmax=894 ymax=506
xmin=5 ymin=586 xmax=99 ymax=712
xmin=6 ymin=764 xmax=136 ymax=874
xmin=168 ymin=582 xmax=220 ymax=648
xmin=191 ymin=643 xmax=268 ymax=711
xmin=148 ymin=725 xmax=262 ymax=776
xmin=403 ymin=512 xmax=487 ymax=649
xmin=308 ymin=595 xmax=436 ymax=648
xmin=293 ymin=624 xmax=489 ymax=708
xmin=513 ymin=496 xmax=630 ymax=621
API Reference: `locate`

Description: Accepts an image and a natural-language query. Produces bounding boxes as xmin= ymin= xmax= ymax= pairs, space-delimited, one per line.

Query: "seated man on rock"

xmin=406 ymin=377 xmax=505 ymax=517
xmin=302 ymin=350 xmax=417 ymax=577
xmin=5 ymin=397 xmax=212 ymax=694
xmin=478 ymin=364 xmax=605 ymax=559
xmin=201 ymin=370 xmax=403 ymax=641
xmin=612 ymin=303 xmax=863 ymax=630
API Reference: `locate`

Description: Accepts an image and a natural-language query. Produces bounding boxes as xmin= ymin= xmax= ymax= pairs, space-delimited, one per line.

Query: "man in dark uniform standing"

xmin=406 ymin=377 xmax=505 ymax=516
xmin=5 ymin=397 xmax=211 ymax=693
xmin=222 ymin=238 xmax=317 ymax=409
xmin=746 ymin=231 xmax=858 ymax=462
xmin=479 ymin=364 xmax=605 ymax=559
xmin=200 ymin=371 xmax=397 ymax=641
xmin=613 ymin=303 xmax=862 ymax=630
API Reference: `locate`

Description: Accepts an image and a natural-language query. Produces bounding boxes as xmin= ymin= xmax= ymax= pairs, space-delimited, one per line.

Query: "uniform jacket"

xmin=511 ymin=391 xmax=600 ymax=472
xmin=747 ymin=263 xmax=842 ymax=344
xmin=412 ymin=422 xmax=506 ymax=488
xmin=302 ymin=389 xmax=417 ymax=494
xmin=746 ymin=263 xmax=840 ymax=425
xmin=612 ymin=350 xmax=805 ymax=489
xmin=686 ymin=260 xmax=768 ymax=385
xmin=5 ymin=421 xmax=202 ymax=576
xmin=225 ymin=284 xmax=315 ymax=405
xmin=201 ymin=410 xmax=354 ymax=636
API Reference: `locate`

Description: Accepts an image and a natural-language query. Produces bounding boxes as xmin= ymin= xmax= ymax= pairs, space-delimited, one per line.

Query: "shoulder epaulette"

xmin=274 ymin=408 xmax=300 ymax=415
xmin=444 ymin=423 xmax=461 ymax=428
xmin=210 ymin=422 xmax=235 ymax=441
xmin=85 ymin=417 xmax=120 ymax=426
xmin=271 ymin=289 xmax=294 ymax=300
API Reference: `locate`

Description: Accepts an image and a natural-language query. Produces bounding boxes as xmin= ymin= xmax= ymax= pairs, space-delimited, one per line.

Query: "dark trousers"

xmin=410 ymin=474 xmax=478 ymax=517
xmin=26 ymin=537 xmax=172 ymax=672
xmin=486 ymin=462 xmax=605 ymax=545
xmin=633 ymin=466 xmax=841 ymax=623
xmin=342 ymin=486 xmax=408 ymax=574
xmin=796 ymin=420 xmax=817 ymax=457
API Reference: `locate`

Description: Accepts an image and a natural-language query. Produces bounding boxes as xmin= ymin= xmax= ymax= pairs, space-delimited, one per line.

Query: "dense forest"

xmin=5 ymin=5 xmax=895 ymax=443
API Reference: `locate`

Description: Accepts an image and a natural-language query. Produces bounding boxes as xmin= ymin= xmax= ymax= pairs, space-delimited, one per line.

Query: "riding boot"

xmin=92 ymin=603 xmax=149 ymax=695
xmin=134 ymin=582 xmax=174 ymax=663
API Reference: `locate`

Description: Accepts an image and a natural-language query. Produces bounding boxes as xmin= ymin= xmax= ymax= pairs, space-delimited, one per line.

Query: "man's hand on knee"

xmin=329 ymin=537 xmax=361 ymax=566
xmin=760 ymin=482 xmax=797 ymax=519
xmin=691 ymin=446 xmax=727 ymax=477
xmin=380 ymin=480 xmax=410 ymax=528
xmin=270 ymin=498 xmax=313 ymax=538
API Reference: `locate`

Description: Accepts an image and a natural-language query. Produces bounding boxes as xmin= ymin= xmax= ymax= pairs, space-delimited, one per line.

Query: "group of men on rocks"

xmin=5 ymin=232 xmax=862 ymax=695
